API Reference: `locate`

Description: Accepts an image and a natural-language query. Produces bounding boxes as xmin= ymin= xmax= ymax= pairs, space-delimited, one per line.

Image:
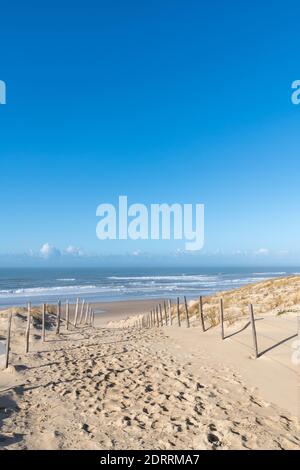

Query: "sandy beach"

xmin=90 ymin=299 xmax=165 ymax=327
xmin=0 ymin=277 xmax=299 ymax=450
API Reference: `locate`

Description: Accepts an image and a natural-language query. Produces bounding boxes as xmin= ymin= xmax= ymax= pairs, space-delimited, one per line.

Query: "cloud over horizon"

xmin=39 ymin=243 xmax=61 ymax=259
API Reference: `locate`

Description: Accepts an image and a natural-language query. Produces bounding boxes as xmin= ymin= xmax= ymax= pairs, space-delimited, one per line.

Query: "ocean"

xmin=0 ymin=267 xmax=298 ymax=308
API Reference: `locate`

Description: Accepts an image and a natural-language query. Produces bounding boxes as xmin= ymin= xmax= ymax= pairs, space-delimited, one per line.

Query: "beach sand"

xmin=0 ymin=278 xmax=299 ymax=450
xmin=90 ymin=299 xmax=164 ymax=327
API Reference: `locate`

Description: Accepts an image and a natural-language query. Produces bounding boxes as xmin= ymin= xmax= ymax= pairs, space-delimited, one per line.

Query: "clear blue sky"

xmin=0 ymin=0 xmax=300 ymax=266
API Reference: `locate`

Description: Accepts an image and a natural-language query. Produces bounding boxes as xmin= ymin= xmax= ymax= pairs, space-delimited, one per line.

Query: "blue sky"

xmin=0 ymin=0 xmax=300 ymax=266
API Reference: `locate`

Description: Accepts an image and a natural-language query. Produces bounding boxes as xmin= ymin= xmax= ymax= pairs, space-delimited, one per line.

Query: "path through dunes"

xmin=164 ymin=314 xmax=299 ymax=416
xmin=0 ymin=324 xmax=299 ymax=450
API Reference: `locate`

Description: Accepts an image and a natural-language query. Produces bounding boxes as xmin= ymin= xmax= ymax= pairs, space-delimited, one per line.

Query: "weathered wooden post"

xmin=177 ymin=297 xmax=181 ymax=327
xmin=159 ymin=304 xmax=163 ymax=326
xmin=42 ymin=303 xmax=46 ymax=342
xmin=79 ymin=299 xmax=85 ymax=324
xmin=84 ymin=303 xmax=89 ymax=324
xmin=164 ymin=301 xmax=168 ymax=325
xmin=5 ymin=312 xmax=12 ymax=369
xmin=66 ymin=300 xmax=70 ymax=330
xmin=199 ymin=296 xmax=205 ymax=332
xmin=56 ymin=300 xmax=61 ymax=335
xmin=249 ymin=303 xmax=259 ymax=359
xmin=168 ymin=299 xmax=172 ymax=326
xmin=156 ymin=307 xmax=159 ymax=327
xmin=25 ymin=302 xmax=31 ymax=353
xmin=74 ymin=298 xmax=79 ymax=327
xmin=184 ymin=296 xmax=190 ymax=328
xmin=219 ymin=298 xmax=224 ymax=340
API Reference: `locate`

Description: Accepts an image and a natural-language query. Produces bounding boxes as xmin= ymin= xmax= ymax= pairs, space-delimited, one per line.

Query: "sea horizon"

xmin=0 ymin=266 xmax=298 ymax=307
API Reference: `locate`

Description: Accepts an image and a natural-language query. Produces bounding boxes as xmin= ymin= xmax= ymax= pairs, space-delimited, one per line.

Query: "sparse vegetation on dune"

xmin=0 ymin=304 xmax=57 ymax=334
xmin=167 ymin=275 xmax=300 ymax=329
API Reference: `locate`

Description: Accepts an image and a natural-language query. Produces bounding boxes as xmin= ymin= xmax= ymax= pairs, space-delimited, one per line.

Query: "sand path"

xmin=0 ymin=322 xmax=299 ymax=450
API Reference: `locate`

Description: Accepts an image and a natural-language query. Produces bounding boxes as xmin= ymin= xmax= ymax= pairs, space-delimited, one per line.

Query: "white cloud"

xmin=254 ymin=248 xmax=270 ymax=255
xmin=64 ymin=245 xmax=84 ymax=257
xmin=132 ymin=250 xmax=142 ymax=256
xmin=40 ymin=243 xmax=61 ymax=259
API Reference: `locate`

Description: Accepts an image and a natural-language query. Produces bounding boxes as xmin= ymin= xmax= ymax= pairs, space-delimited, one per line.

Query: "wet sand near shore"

xmin=89 ymin=299 xmax=163 ymax=327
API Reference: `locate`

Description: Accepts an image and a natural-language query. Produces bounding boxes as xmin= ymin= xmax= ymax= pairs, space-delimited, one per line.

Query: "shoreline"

xmin=90 ymin=299 xmax=164 ymax=327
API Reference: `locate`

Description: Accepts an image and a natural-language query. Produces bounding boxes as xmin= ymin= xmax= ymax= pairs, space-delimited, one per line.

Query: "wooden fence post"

xmin=42 ymin=303 xmax=46 ymax=342
xmin=184 ymin=296 xmax=190 ymax=328
xmin=159 ymin=304 xmax=163 ymax=326
xmin=177 ymin=297 xmax=181 ymax=327
xmin=5 ymin=312 xmax=12 ymax=369
xmin=25 ymin=302 xmax=31 ymax=353
xmin=199 ymin=296 xmax=205 ymax=332
xmin=56 ymin=300 xmax=61 ymax=335
xmin=168 ymin=299 xmax=172 ymax=326
xmin=74 ymin=298 xmax=79 ymax=327
xmin=164 ymin=301 xmax=168 ymax=325
xmin=66 ymin=300 xmax=70 ymax=330
xmin=156 ymin=307 xmax=159 ymax=327
xmin=84 ymin=303 xmax=89 ymax=324
xmin=79 ymin=299 xmax=85 ymax=324
xmin=249 ymin=303 xmax=259 ymax=359
xmin=219 ymin=298 xmax=224 ymax=340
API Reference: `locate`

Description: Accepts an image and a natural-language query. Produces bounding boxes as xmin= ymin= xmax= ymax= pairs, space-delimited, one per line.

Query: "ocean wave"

xmin=56 ymin=278 xmax=76 ymax=282
xmin=252 ymin=272 xmax=286 ymax=276
xmin=0 ymin=284 xmax=102 ymax=298
xmin=108 ymin=275 xmax=219 ymax=282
